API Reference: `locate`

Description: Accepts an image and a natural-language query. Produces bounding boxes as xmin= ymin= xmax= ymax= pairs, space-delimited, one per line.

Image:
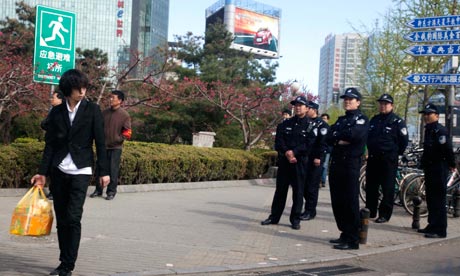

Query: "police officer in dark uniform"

xmin=366 ymin=94 xmax=408 ymax=223
xmin=261 ymin=95 xmax=315 ymax=230
xmin=418 ymin=103 xmax=455 ymax=238
xmin=327 ymin=87 xmax=369 ymax=250
xmin=301 ymin=101 xmax=330 ymax=221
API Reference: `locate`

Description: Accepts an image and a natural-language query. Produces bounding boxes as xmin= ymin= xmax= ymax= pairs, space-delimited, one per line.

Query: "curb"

xmin=0 ymin=178 xmax=276 ymax=197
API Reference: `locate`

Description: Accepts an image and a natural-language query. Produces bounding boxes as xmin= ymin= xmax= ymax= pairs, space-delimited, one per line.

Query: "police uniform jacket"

xmin=275 ymin=115 xmax=315 ymax=160
xmin=309 ymin=117 xmax=330 ymax=161
xmin=367 ymin=111 xmax=408 ymax=156
xmin=421 ymin=121 xmax=455 ymax=169
xmin=328 ymin=109 xmax=369 ymax=158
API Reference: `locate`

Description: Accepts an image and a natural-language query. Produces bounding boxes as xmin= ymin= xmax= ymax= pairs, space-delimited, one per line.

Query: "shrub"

xmin=0 ymin=140 xmax=275 ymax=188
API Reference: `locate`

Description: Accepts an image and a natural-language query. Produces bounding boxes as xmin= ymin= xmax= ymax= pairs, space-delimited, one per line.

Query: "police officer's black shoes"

xmin=106 ymin=194 xmax=115 ymax=200
xmin=261 ymin=218 xmax=277 ymax=225
xmin=329 ymin=237 xmax=345 ymax=244
xmin=89 ymin=191 xmax=102 ymax=198
xmin=424 ymin=233 xmax=446 ymax=238
xmin=375 ymin=217 xmax=388 ymax=223
xmin=333 ymin=242 xmax=359 ymax=250
xmin=417 ymin=226 xmax=432 ymax=233
xmin=291 ymin=223 xmax=301 ymax=230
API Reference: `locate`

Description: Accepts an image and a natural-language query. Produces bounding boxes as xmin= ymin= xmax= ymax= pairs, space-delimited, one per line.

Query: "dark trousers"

xmin=365 ymin=153 xmax=398 ymax=220
xmin=304 ymin=159 xmax=322 ymax=216
xmin=269 ymin=157 xmax=307 ymax=225
xmin=329 ymin=156 xmax=361 ymax=243
xmin=424 ymin=164 xmax=448 ymax=235
xmin=50 ymin=169 xmax=91 ymax=270
xmin=95 ymin=149 xmax=122 ymax=195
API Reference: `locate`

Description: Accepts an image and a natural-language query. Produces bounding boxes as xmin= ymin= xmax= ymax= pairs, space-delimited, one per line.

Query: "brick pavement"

xmin=1 ymin=179 xmax=460 ymax=276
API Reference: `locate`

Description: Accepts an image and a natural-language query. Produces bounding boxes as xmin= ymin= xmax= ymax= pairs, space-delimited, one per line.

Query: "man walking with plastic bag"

xmin=31 ymin=69 xmax=109 ymax=276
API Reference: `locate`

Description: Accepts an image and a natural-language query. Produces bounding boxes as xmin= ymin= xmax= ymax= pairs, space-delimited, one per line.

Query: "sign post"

xmin=404 ymin=15 xmax=460 ymax=142
xmin=33 ymin=5 xmax=76 ymax=85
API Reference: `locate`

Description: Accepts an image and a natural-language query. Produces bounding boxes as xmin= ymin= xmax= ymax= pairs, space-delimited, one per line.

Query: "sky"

xmin=168 ymin=0 xmax=395 ymax=95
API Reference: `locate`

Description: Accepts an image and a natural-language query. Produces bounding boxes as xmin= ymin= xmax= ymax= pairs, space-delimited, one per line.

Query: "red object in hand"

xmin=122 ymin=128 xmax=132 ymax=140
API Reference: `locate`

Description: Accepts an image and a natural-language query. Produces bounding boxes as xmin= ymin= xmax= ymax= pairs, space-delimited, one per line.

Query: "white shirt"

xmin=58 ymin=100 xmax=92 ymax=175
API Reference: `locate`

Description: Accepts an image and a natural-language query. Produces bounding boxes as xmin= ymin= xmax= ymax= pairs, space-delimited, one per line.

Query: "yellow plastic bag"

xmin=10 ymin=186 xmax=54 ymax=236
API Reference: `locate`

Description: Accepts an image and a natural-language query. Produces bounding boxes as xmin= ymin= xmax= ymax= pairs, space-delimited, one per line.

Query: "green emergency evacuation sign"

xmin=33 ymin=5 xmax=76 ymax=84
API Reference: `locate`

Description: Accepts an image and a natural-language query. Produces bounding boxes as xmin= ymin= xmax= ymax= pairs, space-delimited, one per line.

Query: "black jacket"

xmin=38 ymin=99 xmax=109 ymax=176
xmin=421 ymin=121 xmax=455 ymax=169
xmin=367 ymin=111 xmax=408 ymax=156
xmin=309 ymin=116 xmax=330 ymax=161
xmin=275 ymin=115 xmax=315 ymax=159
xmin=328 ymin=109 xmax=369 ymax=159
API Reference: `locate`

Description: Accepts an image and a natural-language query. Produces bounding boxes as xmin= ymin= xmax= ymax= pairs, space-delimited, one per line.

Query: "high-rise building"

xmin=0 ymin=0 xmax=169 ymax=73
xmin=318 ymin=33 xmax=366 ymax=110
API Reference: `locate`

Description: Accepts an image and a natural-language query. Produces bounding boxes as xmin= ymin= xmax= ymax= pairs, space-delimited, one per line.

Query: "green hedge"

xmin=0 ymin=139 xmax=276 ymax=188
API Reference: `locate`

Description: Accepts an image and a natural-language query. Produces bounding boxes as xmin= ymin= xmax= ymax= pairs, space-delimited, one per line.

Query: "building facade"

xmin=318 ymin=33 xmax=366 ymax=110
xmin=0 ymin=0 xmax=169 ymax=73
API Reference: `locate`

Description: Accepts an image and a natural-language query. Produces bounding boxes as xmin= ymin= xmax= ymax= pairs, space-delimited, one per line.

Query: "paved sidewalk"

xmin=1 ymin=179 xmax=460 ymax=276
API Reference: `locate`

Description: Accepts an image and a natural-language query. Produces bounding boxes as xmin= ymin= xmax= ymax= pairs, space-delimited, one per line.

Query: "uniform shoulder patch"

xmin=439 ymin=135 xmax=447 ymax=144
xmin=401 ymin=127 xmax=408 ymax=136
xmin=320 ymin=128 xmax=328 ymax=135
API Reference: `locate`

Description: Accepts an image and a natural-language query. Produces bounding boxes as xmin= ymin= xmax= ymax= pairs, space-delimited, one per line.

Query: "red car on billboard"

xmin=253 ymin=28 xmax=272 ymax=46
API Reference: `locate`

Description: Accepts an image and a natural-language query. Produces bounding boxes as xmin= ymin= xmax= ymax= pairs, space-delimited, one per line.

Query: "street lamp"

xmin=290 ymin=80 xmax=301 ymax=96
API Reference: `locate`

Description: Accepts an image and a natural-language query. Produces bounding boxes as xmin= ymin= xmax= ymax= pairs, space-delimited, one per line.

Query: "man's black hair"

xmin=320 ymin=113 xmax=330 ymax=120
xmin=54 ymin=91 xmax=64 ymax=100
xmin=111 ymin=90 xmax=125 ymax=102
xmin=58 ymin=69 xmax=89 ymax=97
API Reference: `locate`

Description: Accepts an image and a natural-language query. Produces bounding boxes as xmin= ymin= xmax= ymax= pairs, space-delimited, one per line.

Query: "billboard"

xmin=232 ymin=7 xmax=280 ymax=58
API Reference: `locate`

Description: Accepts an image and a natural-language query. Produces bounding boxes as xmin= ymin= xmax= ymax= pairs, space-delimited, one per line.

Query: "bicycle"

xmin=359 ymin=147 xmax=423 ymax=205
xmin=401 ymin=169 xmax=459 ymax=217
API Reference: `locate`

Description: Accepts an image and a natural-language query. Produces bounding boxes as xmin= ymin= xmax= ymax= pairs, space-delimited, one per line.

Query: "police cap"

xmin=290 ymin=95 xmax=308 ymax=105
xmin=307 ymin=101 xmax=319 ymax=110
xmin=340 ymin=87 xmax=362 ymax=100
xmin=377 ymin=93 xmax=394 ymax=104
xmin=419 ymin=103 xmax=439 ymax=114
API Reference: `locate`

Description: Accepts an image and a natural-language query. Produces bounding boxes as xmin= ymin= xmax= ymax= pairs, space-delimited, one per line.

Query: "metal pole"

xmin=447 ymin=85 xmax=455 ymax=140
xmin=49 ymin=85 xmax=55 ymax=110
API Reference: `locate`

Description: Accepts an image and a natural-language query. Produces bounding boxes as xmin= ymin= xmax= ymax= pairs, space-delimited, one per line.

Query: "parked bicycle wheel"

xmin=359 ymin=168 xmax=399 ymax=204
xmin=446 ymin=173 xmax=460 ymax=215
xmin=402 ymin=174 xmax=428 ymax=217
xmin=397 ymin=172 xmax=422 ymax=204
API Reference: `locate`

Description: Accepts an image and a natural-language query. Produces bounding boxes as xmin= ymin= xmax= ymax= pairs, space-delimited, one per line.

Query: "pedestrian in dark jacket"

xmin=417 ymin=103 xmax=456 ymax=239
xmin=30 ymin=69 xmax=110 ymax=276
xmin=327 ymin=87 xmax=369 ymax=250
xmin=301 ymin=101 xmax=329 ymax=221
xmin=261 ymin=95 xmax=316 ymax=230
xmin=366 ymin=94 xmax=408 ymax=223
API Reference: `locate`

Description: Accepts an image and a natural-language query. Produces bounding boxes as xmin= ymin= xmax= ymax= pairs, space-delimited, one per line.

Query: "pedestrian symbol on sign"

xmin=44 ymin=16 xmax=68 ymax=45
xmin=39 ymin=11 xmax=73 ymax=50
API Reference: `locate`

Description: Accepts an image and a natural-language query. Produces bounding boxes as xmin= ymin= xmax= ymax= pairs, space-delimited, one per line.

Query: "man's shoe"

xmin=417 ymin=227 xmax=432 ymax=233
xmin=49 ymin=266 xmax=62 ymax=276
xmin=291 ymin=223 xmax=301 ymax=230
xmin=329 ymin=238 xmax=345 ymax=244
xmin=106 ymin=194 xmax=115 ymax=200
xmin=50 ymin=264 xmax=72 ymax=276
xmin=424 ymin=233 xmax=446 ymax=238
xmin=59 ymin=268 xmax=72 ymax=276
xmin=375 ymin=217 xmax=388 ymax=223
xmin=89 ymin=191 xmax=102 ymax=198
xmin=333 ymin=242 xmax=359 ymax=250
xmin=300 ymin=213 xmax=316 ymax=221
xmin=261 ymin=218 xmax=277 ymax=225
